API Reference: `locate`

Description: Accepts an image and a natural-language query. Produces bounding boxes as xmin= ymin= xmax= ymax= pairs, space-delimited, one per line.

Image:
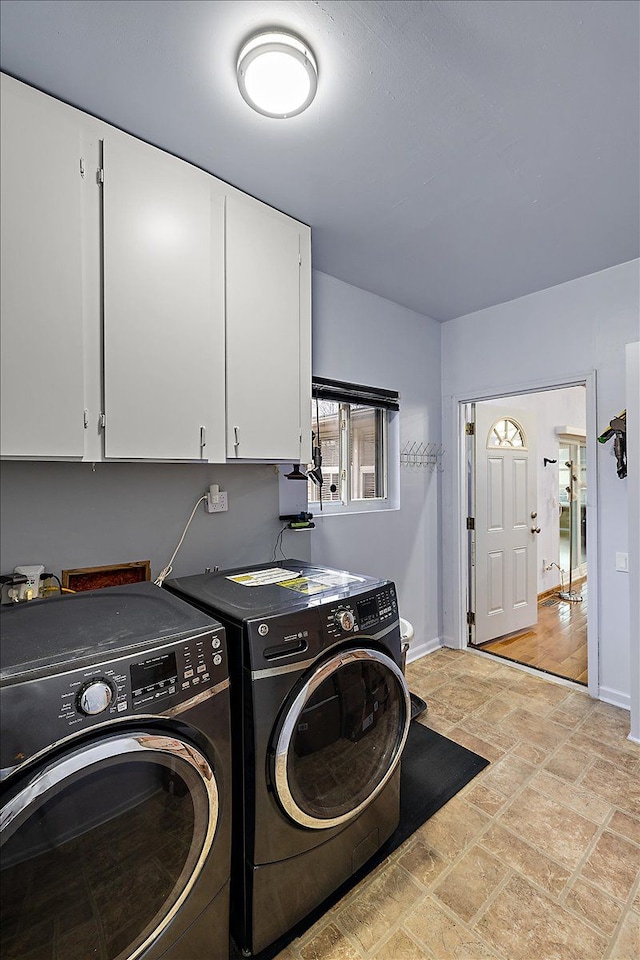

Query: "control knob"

xmin=77 ymin=679 xmax=114 ymax=716
xmin=337 ymin=609 xmax=355 ymax=632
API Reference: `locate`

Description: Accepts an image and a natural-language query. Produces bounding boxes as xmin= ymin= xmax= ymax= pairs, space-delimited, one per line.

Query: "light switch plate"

xmin=615 ymin=552 xmax=629 ymax=572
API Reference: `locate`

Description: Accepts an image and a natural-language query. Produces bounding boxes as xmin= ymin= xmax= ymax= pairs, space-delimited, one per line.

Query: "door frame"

xmin=444 ymin=370 xmax=599 ymax=698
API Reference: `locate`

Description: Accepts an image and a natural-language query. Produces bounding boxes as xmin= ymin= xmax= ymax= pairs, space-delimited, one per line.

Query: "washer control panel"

xmin=1 ymin=625 xmax=228 ymax=769
xmin=324 ymin=585 xmax=398 ymax=640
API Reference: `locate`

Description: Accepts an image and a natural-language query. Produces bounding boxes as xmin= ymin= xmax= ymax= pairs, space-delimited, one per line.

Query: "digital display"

xmin=357 ymin=597 xmax=378 ymax=625
xmin=130 ymin=652 xmax=178 ymax=691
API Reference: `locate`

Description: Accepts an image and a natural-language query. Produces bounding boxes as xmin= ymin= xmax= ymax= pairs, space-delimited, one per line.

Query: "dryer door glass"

xmin=0 ymin=732 xmax=218 ymax=960
xmin=274 ymin=648 xmax=410 ymax=829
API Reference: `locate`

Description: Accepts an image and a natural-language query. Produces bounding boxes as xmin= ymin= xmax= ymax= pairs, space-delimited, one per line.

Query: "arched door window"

xmin=487 ymin=417 xmax=527 ymax=449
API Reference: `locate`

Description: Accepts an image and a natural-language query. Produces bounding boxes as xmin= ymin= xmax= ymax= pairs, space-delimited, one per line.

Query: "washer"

xmin=0 ymin=582 xmax=232 ymax=960
xmin=165 ymin=560 xmax=411 ymax=956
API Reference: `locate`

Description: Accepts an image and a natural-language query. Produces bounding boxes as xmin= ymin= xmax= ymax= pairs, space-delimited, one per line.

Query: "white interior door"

xmin=472 ymin=404 xmax=538 ymax=644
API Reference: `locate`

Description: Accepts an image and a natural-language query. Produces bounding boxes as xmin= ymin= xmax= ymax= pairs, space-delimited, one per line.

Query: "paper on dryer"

xmin=226 ymin=567 xmax=300 ymax=587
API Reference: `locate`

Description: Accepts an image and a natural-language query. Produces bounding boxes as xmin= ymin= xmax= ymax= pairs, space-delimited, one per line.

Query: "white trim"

xmin=466 ymin=648 xmax=590 ymax=693
xmin=406 ymin=636 xmax=441 ymax=663
xmin=599 ymin=687 xmax=631 ymax=711
xmin=626 ymin=341 xmax=639 ymax=742
xmin=444 ymin=371 xmax=599 ymax=698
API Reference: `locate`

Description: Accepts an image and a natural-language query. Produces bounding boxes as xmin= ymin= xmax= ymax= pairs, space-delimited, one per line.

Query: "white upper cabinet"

xmin=102 ymin=132 xmax=225 ymax=461
xmin=0 ymin=75 xmax=86 ymax=458
xmin=226 ymin=193 xmax=311 ymax=462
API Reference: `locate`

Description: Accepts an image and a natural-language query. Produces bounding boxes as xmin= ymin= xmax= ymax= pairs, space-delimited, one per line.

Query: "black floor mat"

xmin=235 ymin=722 xmax=489 ymax=959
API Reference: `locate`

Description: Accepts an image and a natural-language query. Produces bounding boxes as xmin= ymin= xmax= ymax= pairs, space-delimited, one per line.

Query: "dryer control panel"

xmin=1 ymin=626 xmax=228 ymax=774
xmin=324 ymin=585 xmax=398 ymax=640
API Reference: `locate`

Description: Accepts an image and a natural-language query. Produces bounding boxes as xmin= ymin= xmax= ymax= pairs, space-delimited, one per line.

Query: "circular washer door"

xmin=0 ymin=730 xmax=219 ymax=960
xmin=273 ymin=647 xmax=411 ymax=829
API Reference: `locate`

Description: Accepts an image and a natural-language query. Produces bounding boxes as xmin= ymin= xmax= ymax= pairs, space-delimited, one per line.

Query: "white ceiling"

xmin=1 ymin=0 xmax=638 ymax=321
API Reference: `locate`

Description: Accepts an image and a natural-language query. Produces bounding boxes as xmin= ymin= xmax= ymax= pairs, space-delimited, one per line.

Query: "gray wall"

xmin=0 ymin=460 xmax=310 ymax=588
xmin=310 ymin=271 xmax=442 ymax=657
xmin=441 ymin=258 xmax=640 ymax=709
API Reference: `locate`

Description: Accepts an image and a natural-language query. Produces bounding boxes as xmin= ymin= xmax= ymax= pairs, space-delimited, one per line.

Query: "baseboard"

xmin=598 ymin=686 xmax=631 ymax=711
xmin=538 ymin=584 xmax=562 ymax=602
xmin=406 ymin=637 xmax=442 ymax=663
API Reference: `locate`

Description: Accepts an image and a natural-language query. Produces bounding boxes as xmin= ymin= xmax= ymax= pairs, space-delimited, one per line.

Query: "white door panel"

xmin=473 ymin=405 xmax=538 ymax=644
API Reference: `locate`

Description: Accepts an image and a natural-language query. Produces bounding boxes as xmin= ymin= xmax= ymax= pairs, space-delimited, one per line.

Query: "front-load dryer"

xmin=0 ymin=582 xmax=232 ymax=960
xmin=165 ymin=561 xmax=411 ymax=956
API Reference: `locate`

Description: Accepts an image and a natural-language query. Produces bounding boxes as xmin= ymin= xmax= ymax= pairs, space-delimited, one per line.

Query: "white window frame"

xmin=308 ymin=399 xmax=399 ymax=516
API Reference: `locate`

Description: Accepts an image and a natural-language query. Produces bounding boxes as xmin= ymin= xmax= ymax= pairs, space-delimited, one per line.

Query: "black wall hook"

xmin=543 ymin=458 xmax=557 ymax=467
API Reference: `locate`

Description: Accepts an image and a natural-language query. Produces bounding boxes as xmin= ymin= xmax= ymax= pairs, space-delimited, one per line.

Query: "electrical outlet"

xmin=14 ymin=564 xmax=45 ymax=600
xmin=206 ymin=488 xmax=228 ymax=513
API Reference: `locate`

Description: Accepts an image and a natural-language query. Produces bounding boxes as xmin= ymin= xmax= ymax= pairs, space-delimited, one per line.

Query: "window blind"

xmin=312 ymin=377 xmax=400 ymax=411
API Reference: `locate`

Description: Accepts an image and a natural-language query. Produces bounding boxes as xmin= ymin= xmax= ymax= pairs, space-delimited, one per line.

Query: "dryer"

xmin=165 ymin=561 xmax=411 ymax=956
xmin=0 ymin=582 xmax=232 ymax=960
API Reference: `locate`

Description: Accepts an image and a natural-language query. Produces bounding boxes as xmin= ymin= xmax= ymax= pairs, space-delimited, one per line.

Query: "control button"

xmin=184 ymin=669 xmax=194 ymax=679
xmin=168 ymin=685 xmax=176 ymax=694
xmin=192 ymin=676 xmax=200 ymax=685
xmin=76 ymin=680 xmax=114 ymax=717
xmin=213 ymin=654 xmax=222 ymax=666
xmin=182 ymin=681 xmax=190 ymax=690
xmin=202 ymin=672 xmax=210 ymax=681
xmin=212 ymin=637 xmax=222 ymax=649
xmin=117 ymin=701 xmax=127 ymax=712
xmin=197 ymin=664 xmax=206 ymax=674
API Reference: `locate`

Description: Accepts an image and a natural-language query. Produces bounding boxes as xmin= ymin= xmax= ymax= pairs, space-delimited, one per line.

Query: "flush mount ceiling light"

xmin=237 ymin=31 xmax=317 ymax=119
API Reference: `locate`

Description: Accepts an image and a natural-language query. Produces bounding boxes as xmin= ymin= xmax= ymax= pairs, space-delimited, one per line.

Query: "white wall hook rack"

xmin=400 ymin=441 xmax=444 ymax=471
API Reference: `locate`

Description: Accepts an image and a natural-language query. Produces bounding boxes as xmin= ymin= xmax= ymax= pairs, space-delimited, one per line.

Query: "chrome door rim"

xmin=0 ymin=732 xmax=219 ymax=960
xmin=273 ymin=647 xmax=411 ymax=829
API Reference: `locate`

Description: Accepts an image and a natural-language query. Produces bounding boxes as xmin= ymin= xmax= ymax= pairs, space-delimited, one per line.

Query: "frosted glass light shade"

xmin=237 ymin=32 xmax=318 ymax=118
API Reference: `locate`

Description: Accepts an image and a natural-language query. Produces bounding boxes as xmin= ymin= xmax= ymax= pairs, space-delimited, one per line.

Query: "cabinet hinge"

xmin=465 ymin=422 xmax=475 ymax=436
xmin=467 ymin=611 xmax=475 ymax=626
xmin=97 ymin=168 xmax=104 ymax=185
xmin=298 ymin=254 xmax=302 ymax=266
xmin=466 ymin=517 xmax=475 ymax=530
xmin=99 ymin=412 xmax=106 ymax=430
xmin=83 ymin=409 xmax=89 ymax=429
xmin=79 ymin=158 xmax=85 ymax=179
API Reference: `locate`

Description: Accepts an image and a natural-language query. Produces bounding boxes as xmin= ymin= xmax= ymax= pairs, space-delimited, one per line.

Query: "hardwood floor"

xmin=478 ymin=580 xmax=588 ymax=684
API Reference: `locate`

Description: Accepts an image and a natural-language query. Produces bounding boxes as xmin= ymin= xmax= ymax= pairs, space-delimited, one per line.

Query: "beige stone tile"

xmin=609 ymin=909 xmax=639 ymax=960
xmin=298 ymin=921 xmax=363 ymax=960
xmin=544 ymin=744 xmax=593 ymax=783
xmin=580 ymin=830 xmax=640 ymax=902
xmin=609 ymin=810 xmax=640 ymax=846
xmin=564 ymin=877 xmax=625 ymax=936
xmin=428 ymin=680 xmax=499 ymax=717
xmin=529 ymin=769 xmax=612 ymax=823
xmin=479 ymin=823 xmax=571 ymax=897
xmin=445 ymin=727 xmax=504 ymax=763
xmin=336 ymin=864 xmax=423 ymax=954
xmin=396 ymin=838 xmax=448 ymax=888
xmin=405 ymin=896 xmax=497 ymax=959
xmin=464 ymin=782 xmax=509 ymax=818
xmin=416 ymin=798 xmax=490 ymax=861
xmin=422 ymin=698 xmax=467 ymax=727
xmin=579 ymin=702 xmax=635 ymax=746
xmin=580 ymin=758 xmax=640 ymax=817
xmin=633 ymin=887 xmax=640 ymax=912
xmin=478 ymin=754 xmax=537 ymax=798
xmin=276 ymin=946 xmax=301 ymax=960
xmin=476 ymin=875 xmax=607 ymax=960
xmin=474 ymin=698 xmax=517 ymax=725
xmin=459 ymin=717 xmax=520 ymax=752
xmin=508 ymin=674 xmax=572 ymax=708
xmin=432 ymin=845 xmax=508 ymax=923
xmin=370 ymin=928 xmax=430 ymax=960
xmin=497 ymin=785 xmax=598 ymax=869
xmin=569 ymin=730 xmax=640 ymax=771
xmin=420 ymin=713 xmax=455 ymax=736
xmin=548 ymin=691 xmax=597 ymax=728
xmin=511 ymin=740 xmax=549 ymax=766
xmin=505 ymin=709 xmax=572 ymax=751
xmin=454 ymin=654 xmax=505 ymax=678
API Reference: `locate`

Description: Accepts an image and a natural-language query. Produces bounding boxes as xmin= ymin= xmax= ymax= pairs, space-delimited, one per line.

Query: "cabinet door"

xmin=0 ymin=76 xmax=86 ymax=458
xmin=226 ymin=194 xmax=307 ymax=461
xmin=102 ymin=133 xmax=225 ymax=461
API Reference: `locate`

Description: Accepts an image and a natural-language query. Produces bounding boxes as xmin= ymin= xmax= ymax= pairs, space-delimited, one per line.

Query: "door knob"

xmin=531 ymin=526 xmax=541 ymax=534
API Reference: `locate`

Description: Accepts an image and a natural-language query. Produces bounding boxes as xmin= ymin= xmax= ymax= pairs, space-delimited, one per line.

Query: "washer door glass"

xmin=0 ymin=731 xmax=218 ymax=960
xmin=274 ymin=648 xmax=410 ymax=829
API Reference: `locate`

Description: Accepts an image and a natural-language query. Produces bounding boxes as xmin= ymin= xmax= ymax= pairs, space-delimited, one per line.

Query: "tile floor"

xmin=275 ymin=648 xmax=640 ymax=960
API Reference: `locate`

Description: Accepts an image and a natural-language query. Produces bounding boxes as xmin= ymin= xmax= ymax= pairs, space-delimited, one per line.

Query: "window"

xmin=487 ymin=417 xmax=527 ymax=449
xmin=308 ymin=378 xmax=398 ymax=511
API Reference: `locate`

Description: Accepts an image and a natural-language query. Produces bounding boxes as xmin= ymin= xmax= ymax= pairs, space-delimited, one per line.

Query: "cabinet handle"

xmin=234 ymin=426 xmax=240 ymax=453
xmin=200 ymin=426 xmax=206 ymax=456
